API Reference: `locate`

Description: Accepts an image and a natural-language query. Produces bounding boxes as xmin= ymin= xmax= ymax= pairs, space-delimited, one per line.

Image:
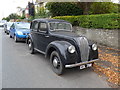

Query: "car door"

xmin=10 ymin=24 xmax=15 ymax=37
xmin=37 ymin=22 xmax=50 ymax=52
xmin=31 ymin=21 xmax=39 ymax=49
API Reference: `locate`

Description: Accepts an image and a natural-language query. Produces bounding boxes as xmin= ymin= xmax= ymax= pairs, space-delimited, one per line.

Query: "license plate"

xmin=80 ymin=65 xmax=86 ymax=69
xmin=80 ymin=63 xmax=92 ymax=69
xmin=87 ymin=63 xmax=92 ymax=67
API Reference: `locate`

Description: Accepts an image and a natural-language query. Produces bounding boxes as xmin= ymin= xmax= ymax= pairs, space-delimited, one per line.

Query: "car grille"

xmin=77 ymin=37 xmax=89 ymax=62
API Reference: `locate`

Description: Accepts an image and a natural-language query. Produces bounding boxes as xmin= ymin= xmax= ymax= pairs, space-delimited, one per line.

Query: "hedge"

xmin=53 ymin=13 xmax=120 ymax=29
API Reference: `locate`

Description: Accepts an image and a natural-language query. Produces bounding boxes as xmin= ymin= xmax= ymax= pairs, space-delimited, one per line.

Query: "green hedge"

xmin=53 ymin=13 xmax=120 ymax=29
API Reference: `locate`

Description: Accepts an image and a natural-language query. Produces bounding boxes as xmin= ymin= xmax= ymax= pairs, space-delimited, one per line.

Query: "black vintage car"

xmin=27 ymin=19 xmax=99 ymax=75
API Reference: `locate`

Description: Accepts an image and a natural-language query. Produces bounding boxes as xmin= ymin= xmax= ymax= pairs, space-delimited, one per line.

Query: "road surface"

xmin=1 ymin=28 xmax=110 ymax=88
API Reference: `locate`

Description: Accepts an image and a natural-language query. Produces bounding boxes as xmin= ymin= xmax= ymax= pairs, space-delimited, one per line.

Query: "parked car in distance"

xmin=9 ymin=22 xmax=30 ymax=42
xmin=27 ymin=19 xmax=99 ymax=75
xmin=4 ymin=22 xmax=13 ymax=34
xmin=0 ymin=22 xmax=5 ymax=28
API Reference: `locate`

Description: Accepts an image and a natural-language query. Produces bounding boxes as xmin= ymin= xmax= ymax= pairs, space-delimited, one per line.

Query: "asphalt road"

xmin=1 ymin=28 xmax=110 ymax=88
xmin=0 ymin=28 xmax=2 ymax=89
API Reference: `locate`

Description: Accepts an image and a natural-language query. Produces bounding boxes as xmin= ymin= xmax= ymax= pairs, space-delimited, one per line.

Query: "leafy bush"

xmin=45 ymin=2 xmax=83 ymax=17
xmin=53 ymin=13 xmax=120 ymax=29
xmin=90 ymin=2 xmax=119 ymax=14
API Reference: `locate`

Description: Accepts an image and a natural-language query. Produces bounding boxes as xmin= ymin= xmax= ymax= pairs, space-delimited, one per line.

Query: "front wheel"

xmin=14 ymin=35 xmax=18 ymax=42
xmin=50 ymin=51 xmax=65 ymax=75
xmin=28 ymin=39 xmax=35 ymax=54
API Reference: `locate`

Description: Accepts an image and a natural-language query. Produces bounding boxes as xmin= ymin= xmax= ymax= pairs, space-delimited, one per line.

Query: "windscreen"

xmin=16 ymin=22 xmax=30 ymax=29
xmin=49 ymin=22 xmax=72 ymax=31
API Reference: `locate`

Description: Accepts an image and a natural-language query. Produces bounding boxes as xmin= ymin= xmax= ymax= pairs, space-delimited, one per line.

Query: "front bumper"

xmin=17 ymin=35 xmax=27 ymax=39
xmin=65 ymin=59 xmax=99 ymax=68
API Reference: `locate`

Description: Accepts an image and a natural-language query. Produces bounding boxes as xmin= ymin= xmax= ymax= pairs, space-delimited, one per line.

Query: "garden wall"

xmin=73 ymin=27 xmax=119 ymax=49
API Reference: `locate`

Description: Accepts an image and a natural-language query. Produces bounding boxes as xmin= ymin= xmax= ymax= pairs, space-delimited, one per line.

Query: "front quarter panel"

xmin=46 ymin=41 xmax=78 ymax=65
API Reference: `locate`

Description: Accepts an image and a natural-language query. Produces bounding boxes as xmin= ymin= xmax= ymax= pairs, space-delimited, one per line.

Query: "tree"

xmin=45 ymin=2 xmax=83 ymax=17
xmin=90 ymin=2 xmax=119 ymax=14
xmin=8 ymin=13 xmax=21 ymax=19
xmin=76 ymin=2 xmax=93 ymax=15
xmin=35 ymin=6 xmax=49 ymax=18
xmin=2 ymin=13 xmax=21 ymax=21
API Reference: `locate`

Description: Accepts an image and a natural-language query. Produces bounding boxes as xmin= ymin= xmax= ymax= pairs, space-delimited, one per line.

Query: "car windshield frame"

xmin=15 ymin=22 xmax=30 ymax=29
xmin=49 ymin=22 xmax=72 ymax=32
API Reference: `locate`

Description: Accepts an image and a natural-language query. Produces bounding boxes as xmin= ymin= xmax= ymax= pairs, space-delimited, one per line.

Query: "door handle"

xmin=45 ymin=35 xmax=49 ymax=38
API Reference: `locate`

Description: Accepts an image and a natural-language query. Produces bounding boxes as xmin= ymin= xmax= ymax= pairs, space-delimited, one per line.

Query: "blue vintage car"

xmin=9 ymin=22 xmax=30 ymax=42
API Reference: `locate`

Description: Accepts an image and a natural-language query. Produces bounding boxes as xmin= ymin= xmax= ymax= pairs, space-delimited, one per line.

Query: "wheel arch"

xmin=45 ymin=41 xmax=72 ymax=65
xmin=26 ymin=34 xmax=33 ymax=44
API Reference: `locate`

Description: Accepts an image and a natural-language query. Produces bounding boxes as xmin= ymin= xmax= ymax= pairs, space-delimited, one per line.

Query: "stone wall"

xmin=73 ymin=27 xmax=119 ymax=49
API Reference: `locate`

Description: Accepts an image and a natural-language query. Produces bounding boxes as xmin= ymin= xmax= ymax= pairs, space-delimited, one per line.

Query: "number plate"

xmin=80 ymin=63 xmax=92 ymax=69
xmin=80 ymin=65 xmax=86 ymax=69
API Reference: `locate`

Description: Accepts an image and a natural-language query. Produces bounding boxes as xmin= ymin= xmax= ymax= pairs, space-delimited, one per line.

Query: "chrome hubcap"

xmin=28 ymin=40 xmax=32 ymax=50
xmin=53 ymin=57 xmax=59 ymax=68
xmin=14 ymin=36 xmax=16 ymax=41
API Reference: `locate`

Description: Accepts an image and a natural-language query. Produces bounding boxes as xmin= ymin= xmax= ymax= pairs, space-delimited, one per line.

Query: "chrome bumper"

xmin=65 ymin=59 xmax=99 ymax=68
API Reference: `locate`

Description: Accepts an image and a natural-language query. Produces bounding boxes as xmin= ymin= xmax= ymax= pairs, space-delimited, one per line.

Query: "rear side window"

xmin=31 ymin=21 xmax=39 ymax=31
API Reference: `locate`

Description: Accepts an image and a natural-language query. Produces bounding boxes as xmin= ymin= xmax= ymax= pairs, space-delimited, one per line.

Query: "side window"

xmin=32 ymin=21 xmax=39 ymax=31
xmin=11 ymin=24 xmax=15 ymax=29
xmin=39 ymin=22 xmax=47 ymax=32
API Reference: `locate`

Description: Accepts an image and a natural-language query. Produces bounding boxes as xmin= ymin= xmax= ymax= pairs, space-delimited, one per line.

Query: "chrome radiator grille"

xmin=77 ymin=37 xmax=89 ymax=62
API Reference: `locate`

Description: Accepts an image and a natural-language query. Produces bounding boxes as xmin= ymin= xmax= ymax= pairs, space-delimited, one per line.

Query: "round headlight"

xmin=92 ymin=44 xmax=97 ymax=50
xmin=68 ymin=45 xmax=75 ymax=53
xmin=17 ymin=31 xmax=23 ymax=35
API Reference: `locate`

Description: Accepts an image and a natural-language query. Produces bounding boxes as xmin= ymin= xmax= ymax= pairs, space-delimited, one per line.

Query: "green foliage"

xmin=90 ymin=2 xmax=119 ymax=14
xmin=8 ymin=13 xmax=21 ymax=19
xmin=2 ymin=13 xmax=22 ymax=21
xmin=53 ymin=13 xmax=120 ymax=29
xmin=35 ymin=6 xmax=50 ymax=18
xmin=29 ymin=16 xmax=35 ymax=20
xmin=2 ymin=17 xmax=10 ymax=21
xmin=45 ymin=2 xmax=83 ymax=17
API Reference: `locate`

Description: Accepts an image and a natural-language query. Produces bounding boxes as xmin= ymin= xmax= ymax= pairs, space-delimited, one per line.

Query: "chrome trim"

xmin=34 ymin=48 xmax=45 ymax=54
xmin=65 ymin=59 xmax=99 ymax=68
xmin=77 ymin=37 xmax=89 ymax=62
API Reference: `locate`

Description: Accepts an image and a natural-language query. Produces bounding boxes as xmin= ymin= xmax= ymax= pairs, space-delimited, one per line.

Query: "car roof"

xmin=32 ymin=18 xmax=70 ymax=23
xmin=13 ymin=22 xmax=30 ymax=25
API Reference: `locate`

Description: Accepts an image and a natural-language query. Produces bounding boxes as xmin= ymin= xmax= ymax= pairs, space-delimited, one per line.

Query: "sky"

xmin=0 ymin=0 xmax=119 ymax=20
xmin=0 ymin=0 xmax=31 ymax=20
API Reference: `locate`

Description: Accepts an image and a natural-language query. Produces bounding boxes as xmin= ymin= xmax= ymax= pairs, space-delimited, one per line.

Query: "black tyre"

xmin=28 ymin=39 xmax=35 ymax=54
xmin=50 ymin=51 xmax=64 ymax=75
xmin=10 ymin=35 xmax=12 ymax=38
xmin=6 ymin=32 xmax=9 ymax=35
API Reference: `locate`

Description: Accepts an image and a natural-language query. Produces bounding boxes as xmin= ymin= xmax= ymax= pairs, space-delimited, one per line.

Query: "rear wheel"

xmin=28 ymin=39 xmax=35 ymax=54
xmin=6 ymin=32 xmax=9 ymax=35
xmin=50 ymin=51 xmax=64 ymax=75
xmin=9 ymin=35 xmax=12 ymax=38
